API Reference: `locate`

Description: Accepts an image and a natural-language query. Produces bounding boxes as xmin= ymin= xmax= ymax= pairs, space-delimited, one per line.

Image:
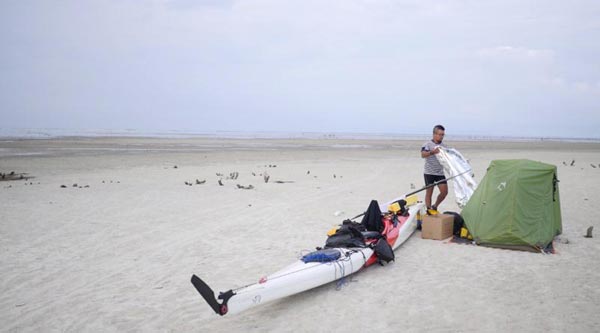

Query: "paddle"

xmin=349 ymin=169 xmax=472 ymax=221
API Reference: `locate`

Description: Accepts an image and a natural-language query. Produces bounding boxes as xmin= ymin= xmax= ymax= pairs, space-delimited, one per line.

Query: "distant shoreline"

xmin=1 ymin=128 xmax=599 ymax=143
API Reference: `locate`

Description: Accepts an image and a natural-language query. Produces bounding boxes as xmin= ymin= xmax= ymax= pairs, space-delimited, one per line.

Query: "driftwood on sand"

xmin=0 ymin=171 xmax=33 ymax=181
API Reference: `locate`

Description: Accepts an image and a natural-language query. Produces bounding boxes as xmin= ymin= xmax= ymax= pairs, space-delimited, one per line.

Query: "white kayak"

xmin=191 ymin=200 xmax=426 ymax=316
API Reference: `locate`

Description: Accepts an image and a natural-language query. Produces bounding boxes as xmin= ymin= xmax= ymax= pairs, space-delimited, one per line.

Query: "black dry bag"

xmin=374 ymin=238 xmax=394 ymax=264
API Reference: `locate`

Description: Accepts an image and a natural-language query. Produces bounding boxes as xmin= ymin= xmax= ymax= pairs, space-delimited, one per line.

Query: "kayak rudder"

xmin=191 ymin=274 xmax=234 ymax=316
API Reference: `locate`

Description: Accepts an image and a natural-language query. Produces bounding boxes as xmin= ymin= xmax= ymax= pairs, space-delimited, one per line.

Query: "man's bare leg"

xmin=425 ymin=187 xmax=434 ymax=209
xmin=433 ymin=183 xmax=448 ymax=209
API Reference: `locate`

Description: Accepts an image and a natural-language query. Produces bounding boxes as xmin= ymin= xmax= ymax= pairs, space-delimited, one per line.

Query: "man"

xmin=421 ymin=125 xmax=448 ymax=213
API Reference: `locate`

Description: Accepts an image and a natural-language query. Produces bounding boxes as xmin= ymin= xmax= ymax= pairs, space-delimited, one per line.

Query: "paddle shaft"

xmin=350 ymin=169 xmax=472 ymax=220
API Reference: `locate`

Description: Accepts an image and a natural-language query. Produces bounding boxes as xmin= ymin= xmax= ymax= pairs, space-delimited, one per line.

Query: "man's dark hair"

xmin=433 ymin=125 xmax=445 ymax=133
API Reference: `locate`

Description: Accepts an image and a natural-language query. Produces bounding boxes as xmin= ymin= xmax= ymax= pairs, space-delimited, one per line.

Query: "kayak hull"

xmin=224 ymin=247 xmax=373 ymax=314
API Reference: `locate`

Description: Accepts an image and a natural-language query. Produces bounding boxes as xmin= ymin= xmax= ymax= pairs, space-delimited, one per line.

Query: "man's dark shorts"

xmin=424 ymin=174 xmax=447 ymax=186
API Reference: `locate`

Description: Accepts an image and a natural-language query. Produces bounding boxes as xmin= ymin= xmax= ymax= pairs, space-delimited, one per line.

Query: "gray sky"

xmin=1 ymin=0 xmax=599 ymax=138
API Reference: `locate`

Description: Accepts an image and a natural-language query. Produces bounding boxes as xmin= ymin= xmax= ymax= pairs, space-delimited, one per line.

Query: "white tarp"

xmin=435 ymin=147 xmax=478 ymax=208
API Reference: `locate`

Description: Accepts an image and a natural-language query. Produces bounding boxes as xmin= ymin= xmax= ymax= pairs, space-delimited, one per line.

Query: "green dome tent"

xmin=461 ymin=159 xmax=562 ymax=252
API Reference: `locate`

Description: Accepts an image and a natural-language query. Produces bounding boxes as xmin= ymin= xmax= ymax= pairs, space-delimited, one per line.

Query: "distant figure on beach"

xmin=421 ymin=124 xmax=448 ymax=212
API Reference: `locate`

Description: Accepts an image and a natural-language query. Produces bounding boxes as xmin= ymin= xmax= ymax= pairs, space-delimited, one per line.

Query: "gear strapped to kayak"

xmin=301 ymin=249 xmax=342 ymax=263
xmin=324 ymin=220 xmax=367 ymax=248
xmin=190 ymin=197 xmax=426 ymax=316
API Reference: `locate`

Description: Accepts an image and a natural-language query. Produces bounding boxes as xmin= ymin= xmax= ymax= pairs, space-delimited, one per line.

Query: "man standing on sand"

xmin=421 ymin=125 xmax=448 ymax=213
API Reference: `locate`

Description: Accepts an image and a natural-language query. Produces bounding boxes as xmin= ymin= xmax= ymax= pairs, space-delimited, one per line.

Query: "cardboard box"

xmin=422 ymin=214 xmax=454 ymax=240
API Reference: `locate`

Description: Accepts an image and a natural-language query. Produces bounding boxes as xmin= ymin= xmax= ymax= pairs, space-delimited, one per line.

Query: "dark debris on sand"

xmin=1 ymin=171 xmax=33 ymax=181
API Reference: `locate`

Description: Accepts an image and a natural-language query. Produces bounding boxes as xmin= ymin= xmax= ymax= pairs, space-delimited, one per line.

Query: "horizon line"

xmin=1 ymin=127 xmax=599 ymax=143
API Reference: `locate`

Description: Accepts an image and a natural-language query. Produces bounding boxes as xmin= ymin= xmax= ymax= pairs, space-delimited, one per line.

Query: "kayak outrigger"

xmin=191 ymin=195 xmax=426 ymax=316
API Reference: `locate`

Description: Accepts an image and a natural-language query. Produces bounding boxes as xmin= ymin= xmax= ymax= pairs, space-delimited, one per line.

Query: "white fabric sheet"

xmin=435 ymin=147 xmax=478 ymax=208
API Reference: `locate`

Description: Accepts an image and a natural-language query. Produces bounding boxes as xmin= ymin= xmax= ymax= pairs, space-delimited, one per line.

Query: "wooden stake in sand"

xmin=584 ymin=226 xmax=594 ymax=238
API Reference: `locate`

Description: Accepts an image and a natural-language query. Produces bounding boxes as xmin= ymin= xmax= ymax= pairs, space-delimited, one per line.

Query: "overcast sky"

xmin=1 ymin=0 xmax=599 ymax=138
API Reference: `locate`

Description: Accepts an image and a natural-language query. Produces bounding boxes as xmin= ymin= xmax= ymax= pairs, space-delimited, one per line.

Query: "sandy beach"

xmin=1 ymin=137 xmax=599 ymax=332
